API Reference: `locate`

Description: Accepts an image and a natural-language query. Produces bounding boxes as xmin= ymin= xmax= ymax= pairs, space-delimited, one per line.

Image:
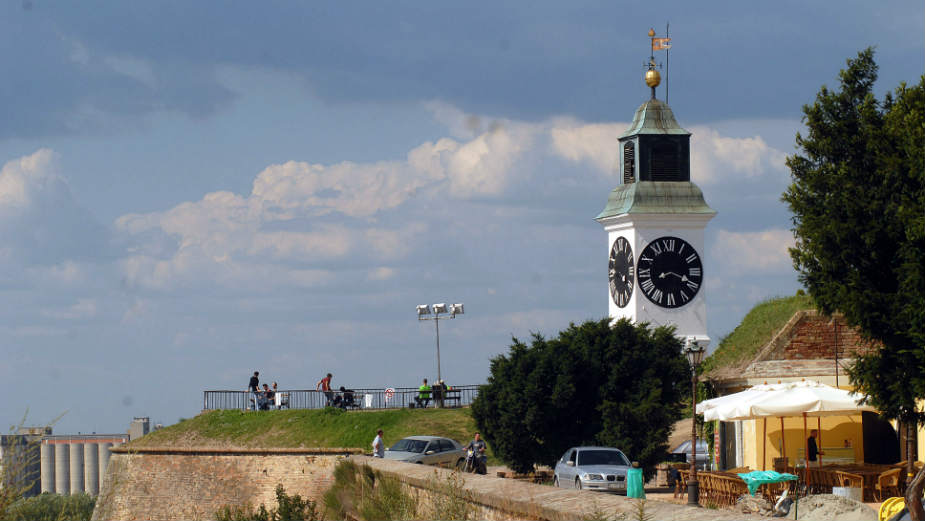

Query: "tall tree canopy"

xmin=782 ymin=48 xmax=925 ymax=513
xmin=471 ymin=318 xmax=688 ymax=477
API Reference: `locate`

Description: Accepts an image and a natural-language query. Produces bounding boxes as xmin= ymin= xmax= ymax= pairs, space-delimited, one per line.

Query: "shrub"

xmin=5 ymin=492 xmax=96 ymax=521
xmin=214 ymin=484 xmax=319 ymax=521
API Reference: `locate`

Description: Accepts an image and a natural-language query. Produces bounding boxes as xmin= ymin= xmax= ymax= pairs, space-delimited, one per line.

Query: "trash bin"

xmin=627 ymin=467 xmax=645 ymax=499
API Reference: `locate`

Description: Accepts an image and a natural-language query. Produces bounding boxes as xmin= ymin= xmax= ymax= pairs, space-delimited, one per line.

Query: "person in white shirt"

xmin=372 ymin=429 xmax=385 ymax=458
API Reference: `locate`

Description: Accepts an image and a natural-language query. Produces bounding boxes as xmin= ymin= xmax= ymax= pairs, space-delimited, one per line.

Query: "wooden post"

xmin=802 ymin=413 xmax=809 ymax=468
xmin=762 ymin=418 xmax=767 ymax=471
xmin=780 ymin=417 xmax=786 ymax=467
xmin=817 ymin=417 xmax=823 ymax=467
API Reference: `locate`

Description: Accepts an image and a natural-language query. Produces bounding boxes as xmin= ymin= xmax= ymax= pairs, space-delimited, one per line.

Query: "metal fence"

xmin=203 ymin=385 xmax=480 ymax=411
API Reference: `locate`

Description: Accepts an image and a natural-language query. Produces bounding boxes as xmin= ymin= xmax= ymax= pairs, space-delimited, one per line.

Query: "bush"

xmin=323 ymin=460 xmax=418 ymax=521
xmin=214 ymin=484 xmax=319 ymax=521
xmin=5 ymin=492 xmax=96 ymax=521
xmin=471 ymin=318 xmax=689 ymax=478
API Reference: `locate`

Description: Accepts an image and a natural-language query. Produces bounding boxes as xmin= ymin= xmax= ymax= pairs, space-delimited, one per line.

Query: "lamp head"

xmin=416 ymin=304 xmax=431 ymax=316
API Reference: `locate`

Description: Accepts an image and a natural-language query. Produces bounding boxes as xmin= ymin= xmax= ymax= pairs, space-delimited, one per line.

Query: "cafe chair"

xmin=875 ymin=468 xmax=901 ymax=501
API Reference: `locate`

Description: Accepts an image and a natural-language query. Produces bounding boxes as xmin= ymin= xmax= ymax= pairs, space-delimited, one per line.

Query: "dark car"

xmin=670 ymin=439 xmax=709 ymax=470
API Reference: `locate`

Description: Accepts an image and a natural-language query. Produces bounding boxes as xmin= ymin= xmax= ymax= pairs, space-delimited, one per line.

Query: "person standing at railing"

xmin=317 ymin=373 xmax=334 ymax=407
xmin=248 ymin=371 xmax=260 ymax=410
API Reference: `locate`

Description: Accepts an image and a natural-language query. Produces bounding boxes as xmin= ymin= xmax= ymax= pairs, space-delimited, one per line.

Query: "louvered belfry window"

xmin=623 ymin=142 xmax=635 ymax=184
xmin=650 ymin=140 xmax=681 ymax=181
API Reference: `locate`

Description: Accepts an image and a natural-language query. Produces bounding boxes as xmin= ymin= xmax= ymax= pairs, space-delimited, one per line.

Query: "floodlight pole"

xmin=417 ymin=304 xmax=464 ymax=383
xmin=434 ymin=315 xmax=442 ymax=382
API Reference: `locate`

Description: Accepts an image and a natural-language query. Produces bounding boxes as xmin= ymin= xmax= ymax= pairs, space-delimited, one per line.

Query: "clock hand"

xmin=659 ymin=271 xmax=683 ymax=280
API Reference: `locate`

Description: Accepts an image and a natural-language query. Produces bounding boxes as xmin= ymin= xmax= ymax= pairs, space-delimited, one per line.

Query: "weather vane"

xmin=644 ymin=26 xmax=672 ymax=100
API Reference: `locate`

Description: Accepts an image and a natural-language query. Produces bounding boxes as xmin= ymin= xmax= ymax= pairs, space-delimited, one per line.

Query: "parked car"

xmin=670 ymin=439 xmax=710 ymax=470
xmin=553 ymin=446 xmax=631 ymax=492
xmin=384 ymin=436 xmax=466 ymax=468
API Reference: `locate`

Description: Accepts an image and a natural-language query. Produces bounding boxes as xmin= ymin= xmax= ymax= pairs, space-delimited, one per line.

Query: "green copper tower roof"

xmin=619 ymin=98 xmax=691 ymax=138
xmin=595 ymin=181 xmax=716 ymax=221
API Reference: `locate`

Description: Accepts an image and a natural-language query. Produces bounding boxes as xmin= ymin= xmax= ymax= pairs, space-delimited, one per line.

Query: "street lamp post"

xmin=416 ymin=303 xmax=464 ymax=382
xmin=684 ymin=337 xmax=706 ymax=507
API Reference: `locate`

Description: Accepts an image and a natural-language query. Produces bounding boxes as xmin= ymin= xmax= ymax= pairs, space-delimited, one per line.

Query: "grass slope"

xmin=701 ymin=293 xmax=814 ymax=375
xmin=131 ymin=407 xmax=482 ymax=454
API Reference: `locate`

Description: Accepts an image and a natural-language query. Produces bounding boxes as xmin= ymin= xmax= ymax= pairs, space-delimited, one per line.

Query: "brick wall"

xmin=783 ymin=314 xmax=875 ymax=361
xmin=91 ymin=448 xmax=358 ymax=521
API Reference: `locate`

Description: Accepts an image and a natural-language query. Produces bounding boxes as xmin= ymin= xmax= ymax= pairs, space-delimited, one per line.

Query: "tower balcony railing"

xmin=202 ymin=385 xmax=480 ymax=412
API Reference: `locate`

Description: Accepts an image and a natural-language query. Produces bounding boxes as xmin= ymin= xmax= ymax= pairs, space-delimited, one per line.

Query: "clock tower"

xmin=596 ymin=36 xmax=716 ymax=346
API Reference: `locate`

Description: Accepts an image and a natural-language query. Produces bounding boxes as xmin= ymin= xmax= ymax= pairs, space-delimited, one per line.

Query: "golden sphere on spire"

xmin=648 ymin=28 xmax=655 ymax=37
xmin=645 ymin=68 xmax=661 ymax=88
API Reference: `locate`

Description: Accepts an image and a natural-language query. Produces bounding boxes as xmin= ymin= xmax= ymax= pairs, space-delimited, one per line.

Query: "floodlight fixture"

xmin=416 ymin=300 xmax=466 ymax=383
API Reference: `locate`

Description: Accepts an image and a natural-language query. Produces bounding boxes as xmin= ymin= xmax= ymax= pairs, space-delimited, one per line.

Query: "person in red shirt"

xmin=316 ymin=373 xmax=334 ymax=406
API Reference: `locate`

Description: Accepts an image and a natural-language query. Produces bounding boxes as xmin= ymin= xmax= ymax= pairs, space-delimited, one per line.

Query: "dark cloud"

xmin=2 ymin=1 xmax=920 ymax=140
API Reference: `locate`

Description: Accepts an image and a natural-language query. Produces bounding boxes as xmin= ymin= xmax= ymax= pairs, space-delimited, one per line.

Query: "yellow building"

xmin=704 ymin=299 xmax=922 ymax=471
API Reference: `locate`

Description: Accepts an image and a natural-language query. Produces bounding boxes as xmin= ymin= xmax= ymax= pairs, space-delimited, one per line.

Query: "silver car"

xmin=384 ymin=435 xmax=466 ymax=468
xmin=553 ymin=446 xmax=631 ymax=492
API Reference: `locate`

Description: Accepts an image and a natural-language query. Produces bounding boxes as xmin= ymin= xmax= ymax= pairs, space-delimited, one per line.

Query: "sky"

xmin=1 ymin=1 xmax=922 ymax=435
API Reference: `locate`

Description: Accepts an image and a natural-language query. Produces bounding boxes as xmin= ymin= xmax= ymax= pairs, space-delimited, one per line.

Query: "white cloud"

xmin=41 ymin=299 xmax=97 ymax=320
xmin=408 ymin=123 xmax=535 ymax=198
xmin=0 ymin=149 xmax=58 ymax=211
xmin=546 ymin=120 xmax=788 ymax=186
xmin=111 ymin=107 xmax=795 ymax=299
xmin=104 ymin=55 xmax=157 ymax=89
xmin=689 ymin=127 xmax=788 ymax=185
xmin=711 ymin=228 xmax=795 ymax=276
xmin=368 ymin=267 xmax=396 ymax=281
xmin=549 ymin=120 xmax=623 ymax=174
xmin=0 ymin=149 xmax=107 ymax=265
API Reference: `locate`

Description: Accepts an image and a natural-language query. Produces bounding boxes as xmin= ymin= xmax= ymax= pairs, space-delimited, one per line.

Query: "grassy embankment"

xmin=130 ymin=406 xmax=494 ymax=460
xmin=701 ymin=293 xmax=814 ymax=374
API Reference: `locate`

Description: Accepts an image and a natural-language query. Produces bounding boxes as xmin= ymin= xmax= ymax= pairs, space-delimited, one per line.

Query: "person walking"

xmin=317 ymin=373 xmax=334 ymax=407
xmin=372 ymin=429 xmax=385 ymax=458
xmin=248 ymin=371 xmax=260 ymax=410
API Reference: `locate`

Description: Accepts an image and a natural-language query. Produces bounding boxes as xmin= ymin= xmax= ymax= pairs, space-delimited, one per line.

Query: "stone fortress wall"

xmin=92 ymin=449 xmax=747 ymax=521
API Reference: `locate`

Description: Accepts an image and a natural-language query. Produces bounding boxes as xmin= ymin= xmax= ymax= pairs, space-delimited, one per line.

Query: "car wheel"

xmin=416 ymin=461 xmax=423 ymax=464
xmin=576 ymin=478 xmax=582 ymax=490
xmin=553 ymin=475 xmax=559 ymax=488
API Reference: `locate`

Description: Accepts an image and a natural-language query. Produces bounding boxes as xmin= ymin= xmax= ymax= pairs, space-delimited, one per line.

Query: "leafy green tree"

xmin=782 ymin=48 xmax=925 ymax=516
xmin=471 ymin=318 xmax=689 ymax=478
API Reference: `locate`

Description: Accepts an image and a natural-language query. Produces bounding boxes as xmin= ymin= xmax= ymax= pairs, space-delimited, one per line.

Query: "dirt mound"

xmin=786 ymin=494 xmax=877 ymax=521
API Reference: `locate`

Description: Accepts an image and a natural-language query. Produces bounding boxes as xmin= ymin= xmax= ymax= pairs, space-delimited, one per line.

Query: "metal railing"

xmin=203 ymin=385 xmax=480 ymax=411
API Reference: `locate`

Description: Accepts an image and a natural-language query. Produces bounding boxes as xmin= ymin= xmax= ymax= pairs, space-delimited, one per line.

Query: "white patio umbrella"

xmin=696 ymin=380 xmax=877 ymax=470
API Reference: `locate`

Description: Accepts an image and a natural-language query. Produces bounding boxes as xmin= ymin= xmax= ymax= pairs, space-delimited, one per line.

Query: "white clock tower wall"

xmin=596 ymin=71 xmax=716 ymax=348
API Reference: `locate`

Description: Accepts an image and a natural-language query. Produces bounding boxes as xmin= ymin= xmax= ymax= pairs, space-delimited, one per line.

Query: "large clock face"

xmin=637 ymin=236 xmax=703 ymax=308
xmin=609 ymin=237 xmax=634 ymax=308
